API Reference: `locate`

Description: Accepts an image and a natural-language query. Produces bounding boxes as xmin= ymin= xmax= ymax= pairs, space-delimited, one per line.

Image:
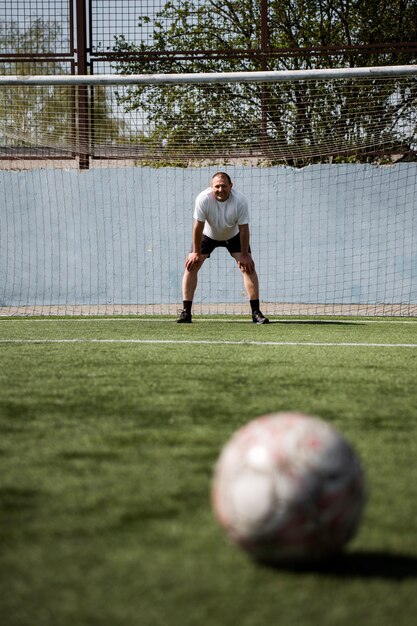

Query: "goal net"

xmin=0 ymin=67 xmax=416 ymax=316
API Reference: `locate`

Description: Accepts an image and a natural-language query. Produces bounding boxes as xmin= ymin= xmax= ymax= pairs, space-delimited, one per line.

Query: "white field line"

xmin=1 ymin=339 xmax=417 ymax=348
xmin=0 ymin=317 xmax=417 ymax=325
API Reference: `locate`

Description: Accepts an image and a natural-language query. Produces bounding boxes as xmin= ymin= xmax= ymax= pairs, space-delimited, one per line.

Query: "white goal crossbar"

xmin=1 ymin=64 xmax=417 ymax=85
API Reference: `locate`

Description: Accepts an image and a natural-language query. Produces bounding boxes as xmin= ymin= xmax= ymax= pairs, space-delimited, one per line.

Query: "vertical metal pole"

xmin=260 ymin=0 xmax=269 ymax=70
xmin=260 ymin=0 xmax=270 ymax=154
xmin=76 ymin=0 xmax=90 ymax=169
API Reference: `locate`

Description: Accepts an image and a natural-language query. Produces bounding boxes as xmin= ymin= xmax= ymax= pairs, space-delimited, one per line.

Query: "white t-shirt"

xmin=193 ymin=187 xmax=250 ymax=241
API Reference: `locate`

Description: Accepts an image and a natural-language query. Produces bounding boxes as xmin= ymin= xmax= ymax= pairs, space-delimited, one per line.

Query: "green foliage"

xmin=0 ymin=19 xmax=126 ymax=152
xmin=111 ymin=1 xmax=417 ymax=164
xmin=0 ymin=17 xmax=62 ymax=61
xmin=267 ymin=0 xmax=417 ymax=67
xmin=0 ymin=19 xmax=70 ymax=148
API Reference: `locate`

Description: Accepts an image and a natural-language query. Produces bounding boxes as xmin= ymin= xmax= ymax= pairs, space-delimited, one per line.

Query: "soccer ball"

xmin=212 ymin=412 xmax=366 ymax=564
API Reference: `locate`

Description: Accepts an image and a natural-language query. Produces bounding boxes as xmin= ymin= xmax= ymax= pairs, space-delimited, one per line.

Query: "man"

xmin=177 ymin=172 xmax=269 ymax=324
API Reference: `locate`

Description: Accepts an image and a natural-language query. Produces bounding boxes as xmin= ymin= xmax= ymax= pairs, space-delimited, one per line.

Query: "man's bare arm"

xmin=238 ymin=223 xmax=255 ymax=273
xmin=185 ymin=220 xmax=205 ymax=270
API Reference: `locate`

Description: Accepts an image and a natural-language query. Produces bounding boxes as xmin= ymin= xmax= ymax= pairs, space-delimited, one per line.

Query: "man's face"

xmin=211 ymin=175 xmax=232 ymax=202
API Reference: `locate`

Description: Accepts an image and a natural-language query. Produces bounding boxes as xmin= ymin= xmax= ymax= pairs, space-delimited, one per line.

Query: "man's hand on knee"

xmin=238 ymin=254 xmax=255 ymax=274
xmin=185 ymin=252 xmax=203 ymax=271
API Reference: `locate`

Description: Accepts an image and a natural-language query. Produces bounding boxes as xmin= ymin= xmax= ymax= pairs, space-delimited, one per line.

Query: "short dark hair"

xmin=212 ymin=171 xmax=232 ymax=184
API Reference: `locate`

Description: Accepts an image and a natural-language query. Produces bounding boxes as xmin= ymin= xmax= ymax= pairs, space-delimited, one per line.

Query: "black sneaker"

xmin=177 ymin=309 xmax=192 ymax=323
xmin=252 ymin=310 xmax=269 ymax=324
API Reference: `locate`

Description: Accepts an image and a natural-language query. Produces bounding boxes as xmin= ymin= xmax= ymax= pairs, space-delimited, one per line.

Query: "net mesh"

xmin=1 ymin=73 xmax=416 ymax=163
xmin=0 ymin=71 xmax=416 ymax=316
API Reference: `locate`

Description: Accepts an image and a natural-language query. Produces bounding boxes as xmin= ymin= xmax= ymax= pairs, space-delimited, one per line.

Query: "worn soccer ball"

xmin=212 ymin=412 xmax=366 ymax=564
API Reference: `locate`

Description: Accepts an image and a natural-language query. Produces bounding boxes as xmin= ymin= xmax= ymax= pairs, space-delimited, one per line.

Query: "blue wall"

xmin=1 ymin=164 xmax=416 ymax=307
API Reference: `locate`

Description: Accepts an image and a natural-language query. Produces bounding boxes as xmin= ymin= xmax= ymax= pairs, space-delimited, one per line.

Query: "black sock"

xmin=183 ymin=300 xmax=192 ymax=314
xmin=250 ymin=299 xmax=260 ymax=313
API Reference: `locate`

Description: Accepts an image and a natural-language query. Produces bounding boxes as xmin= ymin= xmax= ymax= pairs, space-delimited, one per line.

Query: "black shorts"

xmin=197 ymin=233 xmax=251 ymax=257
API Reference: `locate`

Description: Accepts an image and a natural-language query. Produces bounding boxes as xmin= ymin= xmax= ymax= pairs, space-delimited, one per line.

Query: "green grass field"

xmin=1 ymin=316 xmax=417 ymax=626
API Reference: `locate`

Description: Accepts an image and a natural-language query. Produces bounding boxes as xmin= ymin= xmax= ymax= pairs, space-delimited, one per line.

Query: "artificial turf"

xmin=0 ymin=316 xmax=416 ymax=626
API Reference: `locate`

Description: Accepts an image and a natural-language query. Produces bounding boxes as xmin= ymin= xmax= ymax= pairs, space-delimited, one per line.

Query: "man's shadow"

xmin=267 ymin=320 xmax=365 ymax=326
xmin=262 ymin=550 xmax=417 ymax=580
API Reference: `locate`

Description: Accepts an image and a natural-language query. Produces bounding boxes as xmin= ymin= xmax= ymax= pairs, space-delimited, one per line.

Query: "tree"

xmin=0 ymin=18 xmax=127 ymax=158
xmin=112 ymin=0 xmax=417 ymax=163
